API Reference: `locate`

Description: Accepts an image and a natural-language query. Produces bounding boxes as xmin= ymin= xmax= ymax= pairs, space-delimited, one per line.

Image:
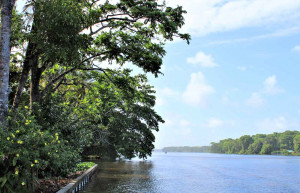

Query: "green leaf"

xmin=12 ymin=157 xmax=17 ymax=166
xmin=0 ymin=176 xmax=7 ymax=188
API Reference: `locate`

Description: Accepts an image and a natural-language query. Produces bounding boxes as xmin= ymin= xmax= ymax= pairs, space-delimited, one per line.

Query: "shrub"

xmin=0 ymin=108 xmax=81 ymax=192
xmin=75 ymin=162 xmax=96 ymax=172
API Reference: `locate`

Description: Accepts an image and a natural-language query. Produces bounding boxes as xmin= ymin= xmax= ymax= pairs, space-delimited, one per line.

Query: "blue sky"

xmin=149 ymin=0 xmax=300 ymax=148
xmin=16 ymin=0 xmax=300 ymax=148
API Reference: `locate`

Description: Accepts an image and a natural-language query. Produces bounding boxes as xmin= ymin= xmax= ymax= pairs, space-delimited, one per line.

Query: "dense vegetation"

xmin=163 ymin=130 xmax=300 ymax=156
xmin=210 ymin=130 xmax=300 ymax=155
xmin=0 ymin=0 xmax=189 ymax=192
xmin=75 ymin=162 xmax=96 ymax=172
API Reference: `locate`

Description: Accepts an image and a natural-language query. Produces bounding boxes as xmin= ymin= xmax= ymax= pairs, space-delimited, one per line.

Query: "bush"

xmin=0 ymin=108 xmax=81 ymax=192
xmin=75 ymin=162 xmax=96 ymax=172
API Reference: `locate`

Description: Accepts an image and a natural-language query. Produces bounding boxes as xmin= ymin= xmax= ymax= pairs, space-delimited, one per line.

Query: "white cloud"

xmin=246 ymin=92 xmax=264 ymax=107
xmin=256 ymin=116 xmax=298 ymax=132
xmin=187 ymin=52 xmax=218 ymax=68
xmin=207 ymin=118 xmax=224 ymax=128
xmin=245 ymin=75 xmax=283 ymax=108
xmin=167 ymin=0 xmax=300 ymax=36
xmin=237 ymin=66 xmax=247 ymax=71
xmin=209 ymin=27 xmax=300 ymax=45
xmin=263 ymin=75 xmax=284 ymax=95
xmin=182 ymin=72 xmax=215 ymax=107
xmin=292 ymin=45 xmax=300 ymax=52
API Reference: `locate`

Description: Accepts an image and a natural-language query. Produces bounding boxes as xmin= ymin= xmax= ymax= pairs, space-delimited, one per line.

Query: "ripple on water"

xmin=83 ymin=153 xmax=300 ymax=193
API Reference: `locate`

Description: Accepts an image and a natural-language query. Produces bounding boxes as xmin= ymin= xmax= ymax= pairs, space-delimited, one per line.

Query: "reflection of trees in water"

xmin=85 ymin=161 xmax=158 ymax=193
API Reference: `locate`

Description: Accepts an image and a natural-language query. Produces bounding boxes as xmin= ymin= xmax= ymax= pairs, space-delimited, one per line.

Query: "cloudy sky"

xmin=16 ymin=0 xmax=300 ymax=148
xmin=150 ymin=0 xmax=300 ymax=148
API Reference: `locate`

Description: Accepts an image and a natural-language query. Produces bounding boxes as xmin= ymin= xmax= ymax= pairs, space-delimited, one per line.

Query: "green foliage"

xmin=10 ymin=9 xmax=26 ymax=48
xmin=75 ymin=162 xmax=96 ymax=172
xmin=210 ymin=130 xmax=300 ymax=155
xmin=238 ymin=135 xmax=254 ymax=154
xmin=247 ymin=141 xmax=263 ymax=154
xmin=260 ymin=144 xmax=272 ymax=154
xmin=293 ymin=134 xmax=300 ymax=153
xmin=80 ymin=70 xmax=164 ymax=160
xmin=279 ymin=131 xmax=296 ymax=150
xmin=0 ymin=108 xmax=81 ymax=192
xmin=4 ymin=0 xmax=189 ymax=191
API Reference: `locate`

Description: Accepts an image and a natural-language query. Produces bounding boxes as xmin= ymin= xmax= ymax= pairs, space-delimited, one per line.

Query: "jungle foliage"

xmin=0 ymin=0 xmax=189 ymax=192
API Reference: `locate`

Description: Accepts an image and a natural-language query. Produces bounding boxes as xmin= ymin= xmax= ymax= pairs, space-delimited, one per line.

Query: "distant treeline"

xmin=162 ymin=130 xmax=300 ymax=155
xmin=211 ymin=130 xmax=300 ymax=155
xmin=162 ymin=146 xmax=210 ymax=153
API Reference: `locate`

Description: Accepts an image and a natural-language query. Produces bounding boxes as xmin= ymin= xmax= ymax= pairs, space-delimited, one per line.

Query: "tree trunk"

xmin=12 ymin=41 xmax=36 ymax=109
xmin=29 ymin=55 xmax=41 ymax=109
xmin=0 ymin=0 xmax=15 ymax=124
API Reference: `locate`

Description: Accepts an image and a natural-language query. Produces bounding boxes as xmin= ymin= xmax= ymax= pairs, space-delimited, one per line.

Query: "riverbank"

xmin=35 ymin=162 xmax=96 ymax=193
xmin=35 ymin=171 xmax=85 ymax=193
xmin=159 ymin=149 xmax=300 ymax=156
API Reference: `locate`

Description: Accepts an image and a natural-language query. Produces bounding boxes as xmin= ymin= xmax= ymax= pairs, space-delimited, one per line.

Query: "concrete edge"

xmin=57 ymin=164 xmax=98 ymax=193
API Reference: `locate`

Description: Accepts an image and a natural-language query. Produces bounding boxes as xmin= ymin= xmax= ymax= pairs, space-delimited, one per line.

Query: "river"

xmin=83 ymin=152 xmax=300 ymax=193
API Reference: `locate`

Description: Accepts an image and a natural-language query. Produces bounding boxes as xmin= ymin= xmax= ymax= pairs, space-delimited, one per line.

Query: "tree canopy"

xmin=162 ymin=131 xmax=300 ymax=156
xmin=210 ymin=130 xmax=300 ymax=155
xmin=0 ymin=0 xmax=190 ymax=191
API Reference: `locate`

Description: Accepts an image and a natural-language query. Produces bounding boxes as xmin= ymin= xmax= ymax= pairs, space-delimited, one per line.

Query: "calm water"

xmin=83 ymin=152 xmax=300 ymax=193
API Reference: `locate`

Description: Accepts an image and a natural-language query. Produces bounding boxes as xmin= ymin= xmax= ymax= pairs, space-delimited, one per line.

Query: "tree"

xmin=0 ymin=0 xmax=189 ymax=191
xmin=239 ymin=135 xmax=254 ymax=154
xmin=293 ymin=134 xmax=300 ymax=153
xmin=208 ymin=131 xmax=300 ymax=155
xmin=79 ymin=70 xmax=164 ymax=159
xmin=247 ymin=140 xmax=263 ymax=154
xmin=260 ymin=134 xmax=278 ymax=154
xmin=260 ymin=144 xmax=272 ymax=154
xmin=11 ymin=0 xmax=190 ymax=110
xmin=210 ymin=142 xmax=222 ymax=153
xmin=0 ymin=0 xmax=16 ymax=123
xmin=279 ymin=131 xmax=296 ymax=150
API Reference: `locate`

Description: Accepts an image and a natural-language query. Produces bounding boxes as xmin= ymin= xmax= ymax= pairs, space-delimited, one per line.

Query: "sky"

xmin=16 ymin=0 xmax=300 ymax=148
xmin=150 ymin=0 xmax=300 ymax=148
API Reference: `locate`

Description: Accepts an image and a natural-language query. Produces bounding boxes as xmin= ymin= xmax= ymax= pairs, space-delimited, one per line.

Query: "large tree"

xmin=10 ymin=0 xmax=190 ymax=110
xmin=78 ymin=70 xmax=164 ymax=159
xmin=0 ymin=0 xmax=16 ymax=123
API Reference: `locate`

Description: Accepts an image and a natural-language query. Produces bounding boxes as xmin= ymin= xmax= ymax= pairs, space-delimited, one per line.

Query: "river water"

xmin=83 ymin=152 xmax=300 ymax=193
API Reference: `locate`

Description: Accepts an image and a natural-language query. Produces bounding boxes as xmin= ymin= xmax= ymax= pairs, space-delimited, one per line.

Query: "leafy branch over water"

xmin=0 ymin=0 xmax=190 ymax=192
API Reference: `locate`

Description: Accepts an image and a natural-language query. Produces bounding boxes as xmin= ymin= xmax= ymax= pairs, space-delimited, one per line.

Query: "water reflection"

xmin=83 ymin=153 xmax=300 ymax=193
xmin=83 ymin=160 xmax=157 ymax=193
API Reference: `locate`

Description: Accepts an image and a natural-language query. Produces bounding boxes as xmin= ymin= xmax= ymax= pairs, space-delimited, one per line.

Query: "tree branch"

xmin=41 ymin=66 xmax=77 ymax=97
xmin=41 ymin=53 xmax=106 ymax=97
xmin=80 ymin=67 xmax=116 ymax=85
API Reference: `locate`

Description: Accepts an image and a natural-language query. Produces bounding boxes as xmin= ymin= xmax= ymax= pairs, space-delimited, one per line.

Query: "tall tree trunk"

xmin=0 ymin=0 xmax=15 ymax=124
xmin=30 ymin=55 xmax=41 ymax=109
xmin=12 ymin=41 xmax=36 ymax=109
